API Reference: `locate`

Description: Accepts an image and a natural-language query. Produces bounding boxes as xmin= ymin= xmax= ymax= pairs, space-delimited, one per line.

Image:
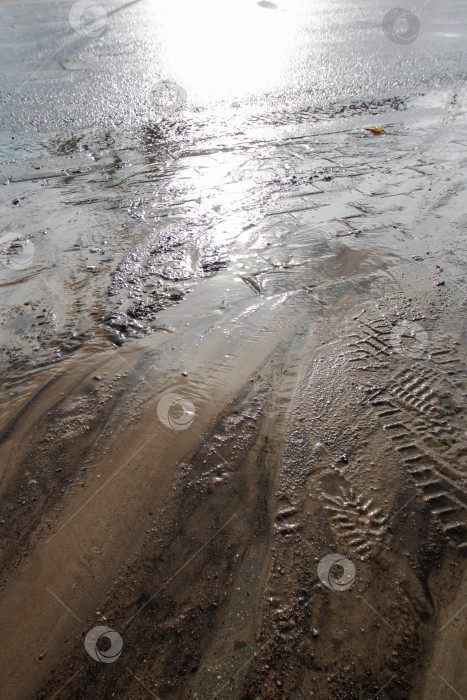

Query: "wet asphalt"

xmin=1 ymin=0 xmax=467 ymax=145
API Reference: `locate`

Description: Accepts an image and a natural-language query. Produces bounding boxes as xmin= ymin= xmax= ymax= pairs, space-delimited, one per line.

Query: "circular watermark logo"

xmin=69 ymin=0 xmax=108 ymax=38
xmin=382 ymin=8 xmax=420 ymax=44
xmin=84 ymin=626 xmax=123 ymax=663
xmin=157 ymin=393 xmax=195 ymax=431
xmin=150 ymin=80 xmax=187 ymax=118
xmin=0 ymin=233 xmax=35 ymax=270
xmin=389 ymin=320 xmax=428 ymax=359
xmin=317 ymin=553 xmax=356 ymax=591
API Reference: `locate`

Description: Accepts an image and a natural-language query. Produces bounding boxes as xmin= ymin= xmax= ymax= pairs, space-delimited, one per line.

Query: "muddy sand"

xmin=0 ymin=96 xmax=466 ymax=699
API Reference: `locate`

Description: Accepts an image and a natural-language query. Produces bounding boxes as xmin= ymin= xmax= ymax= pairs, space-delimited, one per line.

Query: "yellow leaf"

xmin=364 ymin=126 xmax=385 ymax=134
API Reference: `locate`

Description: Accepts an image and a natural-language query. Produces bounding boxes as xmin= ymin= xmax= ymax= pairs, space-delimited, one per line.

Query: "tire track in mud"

xmin=0 ymin=351 xmax=137 ymax=584
xmin=0 ymin=273 xmax=327 ymax=698
xmin=2 ymin=284 xmax=465 ymax=699
xmin=230 ymin=291 xmax=466 ymax=699
xmin=34 ymin=336 xmax=301 ymax=700
xmin=346 ymin=315 xmax=467 ymax=549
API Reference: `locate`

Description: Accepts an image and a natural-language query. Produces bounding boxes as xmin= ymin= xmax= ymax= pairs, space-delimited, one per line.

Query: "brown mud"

xmin=0 ymin=99 xmax=466 ymax=699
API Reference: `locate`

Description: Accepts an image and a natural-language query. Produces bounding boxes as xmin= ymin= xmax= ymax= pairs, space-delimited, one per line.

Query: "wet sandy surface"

xmin=1 ymin=1 xmax=467 ymax=698
xmin=0 ymin=92 xmax=466 ymax=698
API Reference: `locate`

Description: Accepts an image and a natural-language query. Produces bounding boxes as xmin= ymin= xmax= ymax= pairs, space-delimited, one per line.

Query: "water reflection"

xmin=144 ymin=0 xmax=304 ymax=101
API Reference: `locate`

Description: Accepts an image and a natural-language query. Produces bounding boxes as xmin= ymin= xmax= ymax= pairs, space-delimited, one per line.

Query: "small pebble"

xmin=182 ymin=371 xmax=188 ymax=377
xmin=312 ymin=628 xmax=319 ymax=637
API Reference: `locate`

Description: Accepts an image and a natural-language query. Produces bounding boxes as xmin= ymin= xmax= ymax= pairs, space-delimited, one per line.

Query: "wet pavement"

xmin=1 ymin=0 xmax=467 ymax=133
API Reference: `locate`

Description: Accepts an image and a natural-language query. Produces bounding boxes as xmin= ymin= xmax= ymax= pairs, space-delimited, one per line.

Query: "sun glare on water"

xmin=144 ymin=0 xmax=307 ymax=102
